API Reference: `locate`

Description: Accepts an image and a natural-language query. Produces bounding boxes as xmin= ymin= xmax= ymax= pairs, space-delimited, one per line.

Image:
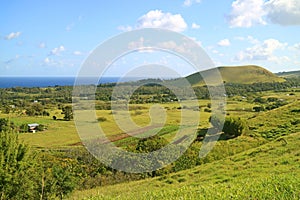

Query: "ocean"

xmin=0 ymin=77 xmax=133 ymax=88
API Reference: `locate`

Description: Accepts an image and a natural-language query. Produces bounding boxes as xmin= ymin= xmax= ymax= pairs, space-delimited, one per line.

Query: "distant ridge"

xmin=276 ymin=70 xmax=300 ymax=78
xmin=185 ymin=65 xmax=285 ymax=86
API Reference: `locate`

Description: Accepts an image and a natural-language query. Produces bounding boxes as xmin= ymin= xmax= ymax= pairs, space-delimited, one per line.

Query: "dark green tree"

xmin=0 ymin=118 xmax=9 ymax=132
xmin=253 ymin=105 xmax=265 ymax=112
xmin=210 ymin=116 xmax=246 ymax=138
xmin=0 ymin=131 xmax=38 ymax=199
xmin=223 ymin=117 xmax=246 ymax=137
xmin=136 ymin=135 xmax=168 ymax=153
xmin=62 ymin=106 xmax=73 ymax=121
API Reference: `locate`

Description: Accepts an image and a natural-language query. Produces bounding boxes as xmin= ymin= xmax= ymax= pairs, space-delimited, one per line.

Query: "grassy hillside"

xmin=276 ymin=70 xmax=300 ymax=78
xmin=70 ymin=132 xmax=300 ymax=200
xmin=185 ymin=65 xmax=285 ymax=86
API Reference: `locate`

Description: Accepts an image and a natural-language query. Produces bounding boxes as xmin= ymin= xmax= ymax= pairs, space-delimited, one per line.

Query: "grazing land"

xmin=1 ymin=66 xmax=300 ymax=199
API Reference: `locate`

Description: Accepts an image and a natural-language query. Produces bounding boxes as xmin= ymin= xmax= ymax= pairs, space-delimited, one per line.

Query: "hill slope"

xmin=185 ymin=65 xmax=285 ymax=86
xmin=71 ymin=132 xmax=300 ymax=200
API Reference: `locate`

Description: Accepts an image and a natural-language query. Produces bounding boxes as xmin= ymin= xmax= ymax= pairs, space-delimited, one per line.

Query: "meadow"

xmin=1 ymin=66 xmax=300 ymax=199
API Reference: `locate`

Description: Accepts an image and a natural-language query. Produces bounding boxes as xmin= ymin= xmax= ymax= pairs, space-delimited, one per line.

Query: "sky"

xmin=1 ymin=0 xmax=300 ymax=77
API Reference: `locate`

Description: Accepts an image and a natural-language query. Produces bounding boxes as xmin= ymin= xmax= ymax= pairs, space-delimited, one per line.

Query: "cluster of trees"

xmin=0 ymin=118 xmax=46 ymax=133
xmin=0 ymin=86 xmax=72 ymax=116
xmin=0 ymin=131 xmax=76 ymax=199
xmin=1 ymin=78 xmax=300 ymax=114
xmin=25 ymin=103 xmax=50 ymax=116
xmin=253 ymin=97 xmax=288 ymax=112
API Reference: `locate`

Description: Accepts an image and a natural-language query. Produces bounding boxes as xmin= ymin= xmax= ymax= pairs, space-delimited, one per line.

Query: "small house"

xmin=28 ymin=123 xmax=39 ymax=133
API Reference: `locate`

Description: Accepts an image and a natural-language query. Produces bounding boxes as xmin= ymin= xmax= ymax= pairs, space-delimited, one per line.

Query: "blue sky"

xmin=1 ymin=0 xmax=300 ymax=76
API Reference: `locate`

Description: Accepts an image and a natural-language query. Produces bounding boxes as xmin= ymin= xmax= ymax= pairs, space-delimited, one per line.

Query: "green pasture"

xmin=70 ymin=132 xmax=300 ymax=200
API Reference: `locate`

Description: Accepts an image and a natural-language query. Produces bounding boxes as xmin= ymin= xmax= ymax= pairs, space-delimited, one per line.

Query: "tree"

xmin=19 ymin=124 xmax=28 ymax=133
xmin=210 ymin=115 xmax=246 ymax=138
xmin=62 ymin=106 xmax=73 ymax=121
xmin=0 ymin=118 xmax=9 ymax=132
xmin=25 ymin=103 xmax=44 ymax=116
xmin=223 ymin=117 xmax=246 ymax=138
xmin=0 ymin=131 xmax=39 ymax=199
xmin=136 ymin=135 xmax=168 ymax=153
xmin=253 ymin=105 xmax=265 ymax=112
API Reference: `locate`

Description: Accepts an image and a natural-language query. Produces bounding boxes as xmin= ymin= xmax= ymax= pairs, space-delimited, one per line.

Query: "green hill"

xmin=185 ymin=65 xmax=285 ymax=86
xmin=276 ymin=70 xmax=300 ymax=78
xmin=71 ymin=132 xmax=300 ymax=200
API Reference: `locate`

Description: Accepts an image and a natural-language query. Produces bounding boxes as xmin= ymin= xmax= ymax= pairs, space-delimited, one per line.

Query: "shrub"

xmin=223 ymin=117 xmax=246 ymax=137
xmin=136 ymin=135 xmax=168 ymax=153
xmin=253 ymin=105 xmax=265 ymax=112
xmin=97 ymin=117 xmax=107 ymax=122
xmin=210 ymin=115 xmax=246 ymax=138
xmin=204 ymin=108 xmax=211 ymax=113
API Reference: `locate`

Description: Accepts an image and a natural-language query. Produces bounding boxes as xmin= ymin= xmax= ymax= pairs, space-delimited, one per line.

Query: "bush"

xmin=97 ymin=117 xmax=107 ymax=122
xmin=223 ymin=117 xmax=246 ymax=137
xmin=210 ymin=115 xmax=246 ymax=138
xmin=204 ymin=108 xmax=211 ymax=113
xmin=253 ymin=105 xmax=265 ymax=112
xmin=136 ymin=135 xmax=168 ymax=153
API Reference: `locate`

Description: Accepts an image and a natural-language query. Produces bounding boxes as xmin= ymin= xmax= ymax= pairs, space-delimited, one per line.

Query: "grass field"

xmin=70 ymin=131 xmax=300 ymax=200
xmin=2 ymin=89 xmax=300 ymax=199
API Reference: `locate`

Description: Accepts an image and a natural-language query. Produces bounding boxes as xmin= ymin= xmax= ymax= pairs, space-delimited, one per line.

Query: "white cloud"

xmin=5 ymin=32 xmax=21 ymax=40
xmin=44 ymin=57 xmax=50 ymax=64
xmin=227 ymin=0 xmax=267 ymax=28
xmin=183 ymin=0 xmax=202 ymax=7
xmin=73 ymin=51 xmax=83 ymax=56
xmin=136 ymin=10 xmax=187 ymax=32
xmin=234 ymin=38 xmax=287 ymax=61
xmin=189 ymin=37 xmax=202 ymax=46
xmin=294 ymin=43 xmax=300 ymax=50
xmin=117 ymin=25 xmax=133 ymax=32
xmin=218 ymin=39 xmax=231 ymax=47
xmin=191 ymin=23 xmax=201 ymax=29
xmin=66 ymin=23 xmax=75 ymax=31
xmin=39 ymin=42 xmax=46 ymax=48
xmin=265 ymin=0 xmax=300 ymax=26
xmin=50 ymin=45 xmax=65 ymax=56
xmin=227 ymin=0 xmax=300 ymax=27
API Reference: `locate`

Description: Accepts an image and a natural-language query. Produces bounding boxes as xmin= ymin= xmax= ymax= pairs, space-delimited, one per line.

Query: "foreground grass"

xmin=71 ymin=132 xmax=300 ymax=200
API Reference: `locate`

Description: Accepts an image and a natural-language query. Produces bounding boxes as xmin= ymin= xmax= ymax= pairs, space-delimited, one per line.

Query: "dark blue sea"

xmin=0 ymin=77 xmax=140 ymax=88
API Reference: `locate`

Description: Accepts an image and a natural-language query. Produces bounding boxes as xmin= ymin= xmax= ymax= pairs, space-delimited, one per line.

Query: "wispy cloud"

xmin=4 ymin=55 xmax=20 ymax=65
xmin=218 ymin=39 xmax=231 ymax=47
xmin=49 ymin=45 xmax=65 ymax=56
xmin=39 ymin=42 xmax=46 ymax=48
xmin=183 ymin=0 xmax=202 ymax=7
xmin=5 ymin=32 xmax=21 ymax=40
xmin=117 ymin=25 xmax=133 ymax=32
xmin=73 ymin=51 xmax=83 ymax=56
xmin=65 ymin=15 xmax=83 ymax=31
xmin=191 ymin=23 xmax=201 ymax=29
